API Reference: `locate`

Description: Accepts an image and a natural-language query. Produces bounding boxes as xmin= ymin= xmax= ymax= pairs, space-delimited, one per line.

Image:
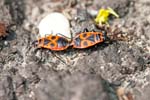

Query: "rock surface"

xmin=34 ymin=72 xmax=110 ymax=100
xmin=0 ymin=0 xmax=150 ymax=100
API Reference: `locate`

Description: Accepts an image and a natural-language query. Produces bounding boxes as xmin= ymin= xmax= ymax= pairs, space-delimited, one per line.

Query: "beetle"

xmin=33 ymin=34 xmax=71 ymax=51
xmin=71 ymin=31 xmax=107 ymax=49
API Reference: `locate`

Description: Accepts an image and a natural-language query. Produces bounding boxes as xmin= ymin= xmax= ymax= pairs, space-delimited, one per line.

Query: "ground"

xmin=0 ymin=0 xmax=150 ymax=100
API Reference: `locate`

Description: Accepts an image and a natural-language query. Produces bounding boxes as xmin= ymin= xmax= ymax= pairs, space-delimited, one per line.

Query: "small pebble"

xmin=4 ymin=41 xmax=8 ymax=46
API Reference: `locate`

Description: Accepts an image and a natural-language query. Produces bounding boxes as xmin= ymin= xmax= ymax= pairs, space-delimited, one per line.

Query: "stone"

xmin=38 ymin=12 xmax=71 ymax=38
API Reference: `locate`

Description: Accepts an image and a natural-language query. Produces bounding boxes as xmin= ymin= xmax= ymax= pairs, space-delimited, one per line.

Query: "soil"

xmin=0 ymin=0 xmax=150 ymax=100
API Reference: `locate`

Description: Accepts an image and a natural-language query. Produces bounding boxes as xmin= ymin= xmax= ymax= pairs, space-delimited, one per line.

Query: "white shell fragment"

xmin=38 ymin=12 xmax=71 ymax=38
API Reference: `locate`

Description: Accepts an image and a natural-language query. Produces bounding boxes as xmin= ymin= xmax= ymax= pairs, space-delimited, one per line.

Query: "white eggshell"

xmin=38 ymin=12 xmax=71 ymax=38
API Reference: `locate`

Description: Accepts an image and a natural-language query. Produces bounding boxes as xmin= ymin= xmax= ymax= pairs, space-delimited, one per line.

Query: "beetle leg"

xmin=32 ymin=40 xmax=38 ymax=47
xmin=57 ymin=33 xmax=71 ymax=40
xmin=51 ymin=51 xmax=68 ymax=65
xmin=83 ymin=28 xmax=89 ymax=32
xmin=91 ymin=29 xmax=95 ymax=32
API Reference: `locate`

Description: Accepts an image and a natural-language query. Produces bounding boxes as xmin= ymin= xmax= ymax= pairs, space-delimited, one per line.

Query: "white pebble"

xmin=4 ymin=41 xmax=8 ymax=46
xmin=38 ymin=12 xmax=71 ymax=38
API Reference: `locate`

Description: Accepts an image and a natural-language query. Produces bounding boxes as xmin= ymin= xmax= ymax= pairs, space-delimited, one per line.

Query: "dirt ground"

xmin=0 ymin=0 xmax=150 ymax=100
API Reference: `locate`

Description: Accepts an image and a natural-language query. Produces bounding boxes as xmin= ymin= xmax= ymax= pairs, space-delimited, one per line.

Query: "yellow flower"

xmin=95 ymin=7 xmax=119 ymax=26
